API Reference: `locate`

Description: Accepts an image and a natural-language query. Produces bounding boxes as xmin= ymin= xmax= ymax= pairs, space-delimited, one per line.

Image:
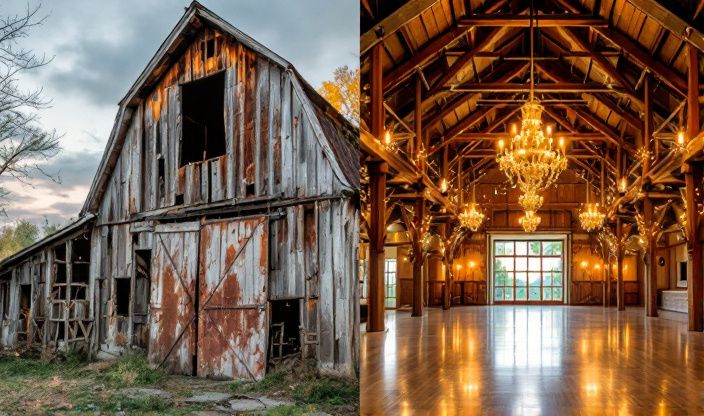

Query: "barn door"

xmin=197 ymin=217 xmax=268 ymax=380
xmin=148 ymin=222 xmax=200 ymax=375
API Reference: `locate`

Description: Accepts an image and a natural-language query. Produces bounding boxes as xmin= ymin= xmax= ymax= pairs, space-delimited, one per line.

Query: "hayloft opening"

xmin=180 ymin=72 xmax=226 ymax=166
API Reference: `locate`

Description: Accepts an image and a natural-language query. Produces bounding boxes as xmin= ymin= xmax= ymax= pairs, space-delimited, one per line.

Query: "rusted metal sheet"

xmin=148 ymin=222 xmax=199 ymax=375
xmin=197 ymin=217 xmax=268 ymax=380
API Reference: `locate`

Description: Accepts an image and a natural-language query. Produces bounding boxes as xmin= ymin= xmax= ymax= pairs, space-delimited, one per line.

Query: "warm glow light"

xmin=594 ymin=263 xmax=601 ymax=270
xmin=498 ymin=139 xmax=505 ymax=150
xmin=384 ymin=130 xmax=392 ymax=145
xmin=468 ymin=261 xmax=477 ymax=269
xmin=546 ymin=125 xmax=552 ymax=135
xmin=558 ymin=137 xmax=565 ymax=148
xmin=677 ymin=128 xmax=686 ymax=145
xmin=580 ymin=260 xmax=589 ymax=269
xmin=439 ymin=178 xmax=448 ymax=193
xmin=618 ymin=177 xmax=628 ymax=193
xmin=455 ymin=264 xmax=462 ymax=270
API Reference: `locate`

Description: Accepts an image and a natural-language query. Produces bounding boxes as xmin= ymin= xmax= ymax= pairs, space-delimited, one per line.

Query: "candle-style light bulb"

xmin=384 ymin=130 xmax=392 ymax=145
xmin=498 ymin=139 xmax=505 ymax=151
xmin=677 ymin=129 xmax=686 ymax=145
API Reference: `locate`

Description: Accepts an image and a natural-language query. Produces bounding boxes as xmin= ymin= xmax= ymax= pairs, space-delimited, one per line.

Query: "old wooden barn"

xmin=0 ymin=1 xmax=359 ymax=380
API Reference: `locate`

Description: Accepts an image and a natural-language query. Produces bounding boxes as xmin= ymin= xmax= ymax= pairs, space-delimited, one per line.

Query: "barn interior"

xmin=359 ymin=0 xmax=704 ymax=413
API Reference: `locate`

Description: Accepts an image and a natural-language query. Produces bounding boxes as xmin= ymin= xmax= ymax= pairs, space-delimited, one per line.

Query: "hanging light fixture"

xmin=496 ymin=0 xmax=567 ymax=197
xmin=518 ymin=190 xmax=544 ymax=212
xmin=519 ymin=210 xmax=541 ymax=232
xmin=579 ymin=181 xmax=605 ymax=232
xmin=458 ymin=185 xmax=485 ymax=231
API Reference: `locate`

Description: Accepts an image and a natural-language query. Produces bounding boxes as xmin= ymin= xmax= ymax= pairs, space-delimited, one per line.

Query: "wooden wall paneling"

xmin=256 ymin=58 xmax=270 ymax=197
xmin=281 ymin=71 xmax=294 ymax=197
xmin=318 ymin=199 xmax=334 ymax=368
xmin=269 ymin=65 xmax=282 ymax=196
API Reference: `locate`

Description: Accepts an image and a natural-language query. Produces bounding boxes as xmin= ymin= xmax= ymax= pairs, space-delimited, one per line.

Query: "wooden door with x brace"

xmin=148 ymin=217 xmax=268 ymax=380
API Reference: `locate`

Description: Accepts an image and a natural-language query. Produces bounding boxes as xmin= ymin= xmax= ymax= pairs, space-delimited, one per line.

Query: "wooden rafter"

xmin=360 ymin=0 xmax=440 ymax=55
xmin=457 ymin=14 xmax=607 ymax=27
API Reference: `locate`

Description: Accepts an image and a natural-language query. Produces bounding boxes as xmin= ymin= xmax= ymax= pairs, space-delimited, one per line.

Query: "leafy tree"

xmin=0 ymin=5 xmax=60 ymax=201
xmin=317 ymin=65 xmax=359 ymax=125
xmin=42 ymin=216 xmax=61 ymax=237
xmin=0 ymin=219 xmax=39 ymax=259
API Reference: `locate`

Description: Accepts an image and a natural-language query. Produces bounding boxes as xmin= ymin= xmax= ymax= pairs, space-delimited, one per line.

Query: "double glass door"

xmin=493 ymin=240 xmax=564 ymax=303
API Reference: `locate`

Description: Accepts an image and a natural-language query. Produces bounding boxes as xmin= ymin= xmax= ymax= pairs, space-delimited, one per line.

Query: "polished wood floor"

xmin=361 ymin=306 xmax=704 ymax=415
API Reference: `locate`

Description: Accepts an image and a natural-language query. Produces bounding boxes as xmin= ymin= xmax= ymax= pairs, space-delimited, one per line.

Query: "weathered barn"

xmin=0 ymin=1 xmax=359 ymax=380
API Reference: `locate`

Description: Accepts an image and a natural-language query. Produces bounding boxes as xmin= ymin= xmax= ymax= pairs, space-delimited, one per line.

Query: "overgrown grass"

xmin=292 ymin=376 xmax=358 ymax=406
xmin=99 ymin=352 xmax=166 ymax=387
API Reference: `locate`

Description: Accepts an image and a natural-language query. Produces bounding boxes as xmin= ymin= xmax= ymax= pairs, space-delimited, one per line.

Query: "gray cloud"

xmin=1 ymin=0 xmax=357 ymax=226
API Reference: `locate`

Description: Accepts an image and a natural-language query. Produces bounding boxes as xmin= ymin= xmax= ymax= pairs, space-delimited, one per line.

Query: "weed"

xmin=100 ymin=352 xmax=166 ymax=387
xmin=292 ymin=376 xmax=358 ymax=406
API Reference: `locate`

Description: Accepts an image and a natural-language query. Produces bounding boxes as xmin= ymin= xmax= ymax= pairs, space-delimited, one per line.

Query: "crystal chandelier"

xmin=496 ymin=1 xmax=567 ymax=196
xmin=579 ymin=182 xmax=605 ymax=232
xmin=519 ymin=210 xmax=541 ymax=232
xmin=458 ymin=185 xmax=485 ymax=231
xmin=518 ymin=190 xmax=544 ymax=212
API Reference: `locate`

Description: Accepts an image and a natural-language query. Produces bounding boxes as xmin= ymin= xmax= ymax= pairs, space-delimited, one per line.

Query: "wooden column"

xmin=412 ymin=185 xmax=425 ymax=317
xmin=439 ymin=223 xmax=451 ymax=310
xmin=617 ymin=218 xmax=625 ymax=311
xmin=686 ymin=42 xmax=703 ymax=331
xmin=367 ymin=42 xmax=386 ymax=333
xmin=644 ymin=197 xmax=658 ymax=316
xmin=643 ymin=74 xmax=657 ymax=316
xmin=604 ymin=249 xmax=612 ymax=307
xmin=367 ymin=162 xmax=387 ymax=332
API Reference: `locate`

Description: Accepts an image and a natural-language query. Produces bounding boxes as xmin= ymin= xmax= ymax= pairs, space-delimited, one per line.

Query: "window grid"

xmin=384 ymin=259 xmax=397 ymax=309
xmin=494 ymin=240 xmax=564 ymax=303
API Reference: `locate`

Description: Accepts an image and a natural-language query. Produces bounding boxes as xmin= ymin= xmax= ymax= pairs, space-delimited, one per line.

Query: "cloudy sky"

xmin=2 ymin=0 xmax=358 ymax=228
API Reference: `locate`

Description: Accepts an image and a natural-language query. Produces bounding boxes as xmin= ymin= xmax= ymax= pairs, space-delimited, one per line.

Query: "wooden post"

xmin=439 ymin=223 xmax=451 ymax=310
xmin=616 ymin=218 xmax=625 ymax=311
xmin=604 ymin=248 xmax=612 ymax=307
xmin=367 ymin=42 xmax=386 ymax=333
xmin=367 ymin=162 xmax=387 ymax=332
xmin=642 ymin=73 xmax=657 ymax=316
xmin=686 ymin=43 xmax=703 ymax=331
xmin=644 ymin=197 xmax=658 ymax=316
xmin=412 ymin=185 xmax=425 ymax=317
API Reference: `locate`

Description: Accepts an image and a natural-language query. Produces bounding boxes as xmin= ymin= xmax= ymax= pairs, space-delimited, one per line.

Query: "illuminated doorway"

xmin=491 ymin=237 xmax=566 ymax=304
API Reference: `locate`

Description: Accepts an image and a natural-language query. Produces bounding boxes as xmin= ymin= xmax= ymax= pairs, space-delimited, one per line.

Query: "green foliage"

xmin=0 ymin=355 xmax=54 ymax=379
xmin=0 ymin=219 xmax=39 ymax=259
xmin=42 ymin=216 xmax=62 ymax=237
xmin=264 ymin=405 xmax=308 ymax=416
xmin=232 ymin=367 xmax=287 ymax=393
xmin=292 ymin=376 xmax=358 ymax=407
xmin=100 ymin=352 xmax=166 ymax=387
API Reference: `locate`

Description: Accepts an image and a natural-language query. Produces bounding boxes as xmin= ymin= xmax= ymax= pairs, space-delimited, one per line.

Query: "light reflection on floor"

xmin=361 ymin=306 xmax=704 ymax=415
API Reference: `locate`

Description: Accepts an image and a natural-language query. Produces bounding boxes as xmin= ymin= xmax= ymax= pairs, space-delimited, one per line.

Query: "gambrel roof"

xmin=82 ymin=1 xmax=359 ymax=215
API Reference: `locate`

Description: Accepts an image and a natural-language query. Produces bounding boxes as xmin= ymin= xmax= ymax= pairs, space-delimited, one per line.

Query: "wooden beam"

xmin=457 ymin=14 xmax=607 ymax=27
xmin=534 ymin=60 xmax=644 ymax=130
xmin=449 ymin=132 xmax=608 ymax=141
xmin=557 ymin=28 xmax=639 ymax=100
xmin=552 ymin=0 xmax=688 ymax=95
xmin=429 ymin=104 xmax=506 ymax=154
xmin=361 ymin=0 xmax=440 ymax=55
xmin=643 ymin=73 xmax=652 ymax=175
xmin=427 ymin=28 xmax=505 ymax=95
xmin=424 ymin=62 xmax=528 ymax=128
xmin=626 ymin=0 xmax=704 ymax=53
xmin=447 ymin=83 xmax=629 ymax=94
xmin=593 ymin=26 xmax=687 ymax=96
xmin=383 ymin=25 xmax=469 ymax=92
xmin=686 ymin=43 xmax=703 ymax=332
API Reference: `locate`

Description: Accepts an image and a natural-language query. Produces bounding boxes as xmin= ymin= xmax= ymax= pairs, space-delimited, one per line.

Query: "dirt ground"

xmin=0 ymin=351 xmax=359 ymax=415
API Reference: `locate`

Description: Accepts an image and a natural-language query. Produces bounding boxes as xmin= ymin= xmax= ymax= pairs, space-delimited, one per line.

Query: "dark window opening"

xmin=180 ymin=72 xmax=226 ymax=166
xmin=680 ymin=261 xmax=688 ymax=282
xmin=0 ymin=282 xmax=10 ymax=319
xmin=175 ymin=194 xmax=184 ymax=205
xmin=72 ymin=235 xmax=90 ymax=262
xmin=246 ymin=183 xmax=256 ymax=197
xmin=134 ymin=250 xmax=151 ymax=317
xmin=55 ymin=262 xmax=67 ymax=284
xmin=269 ymin=299 xmax=301 ymax=365
xmin=54 ymin=244 xmax=66 ymax=262
xmin=115 ymin=278 xmax=131 ymax=317
xmin=158 ymin=157 xmax=165 ymax=204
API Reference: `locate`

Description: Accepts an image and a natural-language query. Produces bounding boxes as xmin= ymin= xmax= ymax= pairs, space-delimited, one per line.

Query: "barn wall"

xmin=96 ymin=27 xmax=351 ymax=227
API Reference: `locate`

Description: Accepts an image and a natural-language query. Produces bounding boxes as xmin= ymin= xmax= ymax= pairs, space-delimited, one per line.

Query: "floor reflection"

xmin=361 ymin=306 xmax=704 ymax=415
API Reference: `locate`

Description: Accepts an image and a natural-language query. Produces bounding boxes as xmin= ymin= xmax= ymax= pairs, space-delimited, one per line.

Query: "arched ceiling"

xmin=360 ymin=0 xmax=704 ymax=226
